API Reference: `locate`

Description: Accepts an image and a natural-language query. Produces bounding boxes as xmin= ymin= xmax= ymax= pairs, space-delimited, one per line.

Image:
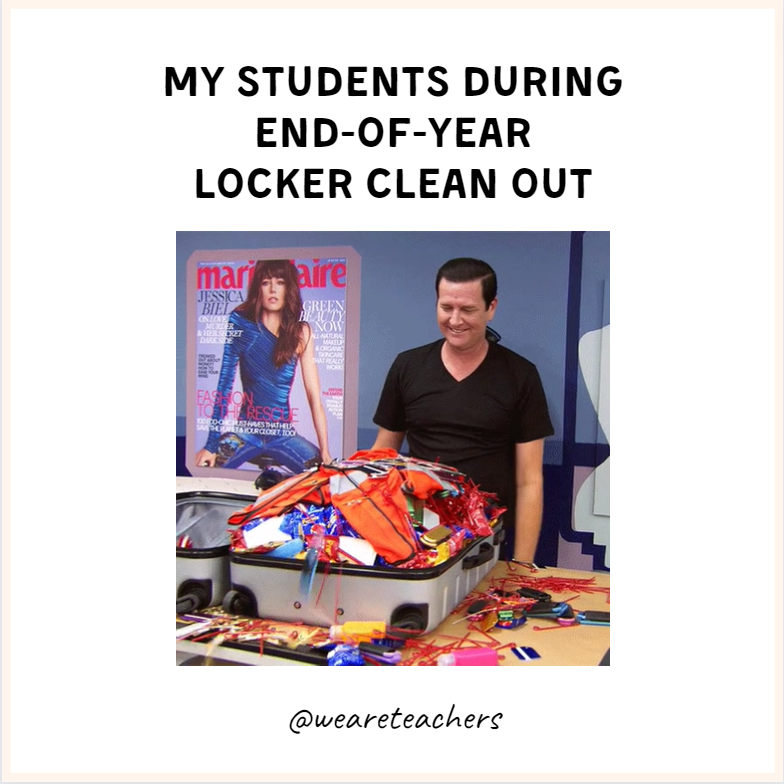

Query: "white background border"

xmin=2 ymin=2 xmax=782 ymax=781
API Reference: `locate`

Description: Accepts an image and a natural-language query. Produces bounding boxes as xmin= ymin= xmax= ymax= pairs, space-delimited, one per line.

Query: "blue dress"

xmin=203 ymin=311 xmax=319 ymax=471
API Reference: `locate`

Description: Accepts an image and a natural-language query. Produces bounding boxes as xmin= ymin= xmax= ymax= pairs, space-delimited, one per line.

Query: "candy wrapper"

xmin=280 ymin=504 xmax=358 ymax=539
xmin=327 ymin=644 xmax=366 ymax=666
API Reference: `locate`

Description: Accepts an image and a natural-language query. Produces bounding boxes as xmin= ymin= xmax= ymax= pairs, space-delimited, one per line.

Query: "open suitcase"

xmin=222 ymin=524 xmax=503 ymax=633
xmin=176 ymin=476 xmax=258 ymax=613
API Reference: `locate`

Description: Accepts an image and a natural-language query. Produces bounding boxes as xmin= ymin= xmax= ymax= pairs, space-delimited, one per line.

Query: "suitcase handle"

xmin=461 ymin=542 xmax=494 ymax=570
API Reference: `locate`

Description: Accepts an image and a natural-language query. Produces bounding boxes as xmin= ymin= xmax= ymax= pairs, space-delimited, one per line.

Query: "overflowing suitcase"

xmin=176 ymin=477 xmax=259 ymax=613
xmin=220 ymin=450 xmax=505 ymax=634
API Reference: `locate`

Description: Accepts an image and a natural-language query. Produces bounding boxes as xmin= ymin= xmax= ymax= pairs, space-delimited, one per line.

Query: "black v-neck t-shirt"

xmin=373 ymin=340 xmax=554 ymax=517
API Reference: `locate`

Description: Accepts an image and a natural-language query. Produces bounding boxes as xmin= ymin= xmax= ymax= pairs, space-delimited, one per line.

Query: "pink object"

xmin=437 ymin=647 xmax=499 ymax=666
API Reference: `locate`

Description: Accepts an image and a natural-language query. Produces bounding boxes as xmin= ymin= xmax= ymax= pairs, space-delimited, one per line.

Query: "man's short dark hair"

xmin=436 ymin=257 xmax=498 ymax=309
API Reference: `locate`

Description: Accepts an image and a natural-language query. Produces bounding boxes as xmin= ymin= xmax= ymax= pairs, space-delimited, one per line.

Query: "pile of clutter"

xmin=226 ymin=449 xmax=504 ymax=569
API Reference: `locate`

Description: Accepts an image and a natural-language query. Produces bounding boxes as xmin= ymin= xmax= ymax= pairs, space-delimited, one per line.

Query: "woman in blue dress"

xmin=195 ymin=259 xmax=332 ymax=472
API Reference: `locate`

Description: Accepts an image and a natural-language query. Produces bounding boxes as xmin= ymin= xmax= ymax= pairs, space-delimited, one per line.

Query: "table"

xmin=427 ymin=561 xmax=611 ymax=667
xmin=176 ymin=561 xmax=610 ymax=666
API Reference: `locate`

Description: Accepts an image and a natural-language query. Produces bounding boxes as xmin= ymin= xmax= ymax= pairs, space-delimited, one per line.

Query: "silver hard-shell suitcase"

xmin=176 ymin=477 xmax=258 ymax=613
xmin=222 ymin=525 xmax=503 ymax=633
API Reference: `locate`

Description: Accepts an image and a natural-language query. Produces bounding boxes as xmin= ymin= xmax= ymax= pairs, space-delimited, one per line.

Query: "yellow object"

xmin=434 ymin=542 xmax=451 ymax=564
xmin=329 ymin=621 xmax=387 ymax=642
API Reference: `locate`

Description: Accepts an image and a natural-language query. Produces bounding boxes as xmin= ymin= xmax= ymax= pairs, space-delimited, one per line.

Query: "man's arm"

xmin=371 ymin=427 xmax=406 ymax=452
xmin=513 ymin=439 xmax=545 ymax=562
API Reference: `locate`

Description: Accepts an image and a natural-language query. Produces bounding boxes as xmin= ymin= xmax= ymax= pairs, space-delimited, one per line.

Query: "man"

xmin=372 ymin=258 xmax=554 ymax=562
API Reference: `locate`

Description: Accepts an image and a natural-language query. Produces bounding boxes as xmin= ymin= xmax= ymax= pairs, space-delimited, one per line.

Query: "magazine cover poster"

xmin=186 ymin=250 xmax=359 ymax=479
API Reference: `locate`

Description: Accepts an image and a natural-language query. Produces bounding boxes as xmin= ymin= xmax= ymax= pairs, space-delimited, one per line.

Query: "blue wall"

xmin=176 ymin=231 xmax=610 ymax=569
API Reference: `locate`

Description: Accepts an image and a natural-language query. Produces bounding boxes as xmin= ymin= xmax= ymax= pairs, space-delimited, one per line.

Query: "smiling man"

xmin=372 ymin=257 xmax=554 ymax=562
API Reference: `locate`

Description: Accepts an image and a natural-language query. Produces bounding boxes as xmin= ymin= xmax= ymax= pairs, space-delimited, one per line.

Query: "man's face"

xmin=437 ymin=278 xmax=497 ymax=352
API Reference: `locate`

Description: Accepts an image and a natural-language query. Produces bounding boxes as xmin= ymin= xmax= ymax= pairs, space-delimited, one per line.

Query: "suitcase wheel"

xmin=222 ymin=587 xmax=256 ymax=617
xmin=390 ymin=603 xmax=429 ymax=634
xmin=177 ymin=579 xmax=212 ymax=613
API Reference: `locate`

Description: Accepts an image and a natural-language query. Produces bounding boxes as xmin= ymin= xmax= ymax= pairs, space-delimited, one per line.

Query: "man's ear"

xmin=487 ymin=298 xmax=498 ymax=320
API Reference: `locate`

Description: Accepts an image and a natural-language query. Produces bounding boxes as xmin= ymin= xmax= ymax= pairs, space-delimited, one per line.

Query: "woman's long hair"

xmin=236 ymin=259 xmax=304 ymax=368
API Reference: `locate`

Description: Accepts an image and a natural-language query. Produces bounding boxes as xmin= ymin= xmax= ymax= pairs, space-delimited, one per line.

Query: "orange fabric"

xmin=400 ymin=469 xmax=445 ymax=499
xmin=346 ymin=448 xmax=399 ymax=462
xmin=331 ymin=469 xmax=418 ymax=564
xmin=259 ymin=474 xmax=331 ymax=514
xmin=227 ymin=471 xmax=332 ymax=525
